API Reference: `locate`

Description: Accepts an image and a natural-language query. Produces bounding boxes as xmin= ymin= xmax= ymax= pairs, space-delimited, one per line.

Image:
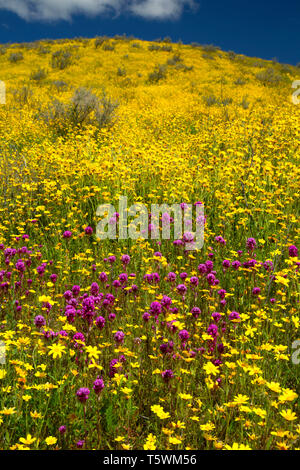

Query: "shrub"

xmin=175 ymin=63 xmax=194 ymax=72
xmin=51 ymin=49 xmax=72 ymax=70
xmin=256 ymin=68 xmax=283 ymax=85
xmin=40 ymin=87 xmax=118 ymax=135
xmin=0 ymin=46 xmax=7 ymax=55
xmin=95 ymin=37 xmax=108 ymax=48
xmin=234 ymin=77 xmax=246 ymax=86
xmin=38 ymin=46 xmax=51 ymax=55
xmin=161 ymin=45 xmax=173 ymax=52
xmin=240 ymin=96 xmax=250 ymax=109
xmin=148 ymin=44 xmax=161 ymax=51
xmin=222 ymin=97 xmax=233 ymax=106
xmin=228 ymin=51 xmax=237 ymax=60
xmin=202 ymin=53 xmax=215 ymax=60
xmin=12 ymin=86 xmax=33 ymax=105
xmin=30 ymin=68 xmax=47 ymax=82
xmin=147 ymin=64 xmax=167 ymax=83
xmin=167 ymin=54 xmax=183 ymax=65
xmin=103 ymin=43 xmax=115 ymax=51
xmin=117 ymin=67 xmax=127 ymax=77
xmin=52 ymin=80 xmax=68 ymax=91
xmin=9 ymin=52 xmax=24 ymax=63
xmin=202 ymin=44 xmax=219 ymax=52
xmin=202 ymin=94 xmax=218 ymax=106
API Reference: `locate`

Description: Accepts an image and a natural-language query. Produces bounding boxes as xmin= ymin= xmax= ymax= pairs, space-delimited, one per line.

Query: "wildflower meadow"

xmin=0 ymin=36 xmax=299 ymax=451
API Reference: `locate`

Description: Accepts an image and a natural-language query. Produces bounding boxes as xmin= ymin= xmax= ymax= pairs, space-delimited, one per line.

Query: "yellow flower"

xmin=121 ymin=444 xmax=131 ymax=450
xmin=85 ymin=345 xmax=100 ymax=360
xmin=203 ymin=362 xmax=219 ymax=376
xmin=47 ymin=343 xmax=66 ymax=359
xmin=266 ymin=382 xmax=281 ymax=393
xmin=224 ymin=443 xmax=252 ymax=450
xmin=233 ymin=394 xmax=249 ymax=405
xmin=0 ymin=407 xmax=16 ymax=415
xmin=169 ymin=436 xmax=182 ymax=445
xmin=280 ymin=409 xmax=297 ymax=421
xmin=30 ymin=410 xmax=42 ymax=419
xmin=45 ymin=436 xmax=57 ymax=445
xmin=278 ymin=389 xmax=298 ymax=403
xmin=22 ymin=395 xmax=32 ymax=402
xmin=19 ymin=434 xmax=36 ymax=445
xmin=144 ymin=433 xmax=157 ymax=450
xmin=178 ymin=393 xmax=193 ymax=400
xmin=151 ymin=404 xmax=170 ymax=419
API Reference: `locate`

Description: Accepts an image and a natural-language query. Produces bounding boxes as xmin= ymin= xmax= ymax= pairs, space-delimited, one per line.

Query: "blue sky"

xmin=0 ymin=0 xmax=299 ymax=65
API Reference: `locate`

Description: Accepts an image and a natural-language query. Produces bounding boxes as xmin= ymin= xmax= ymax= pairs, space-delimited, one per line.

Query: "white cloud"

xmin=0 ymin=0 xmax=196 ymax=21
xmin=130 ymin=0 xmax=195 ymax=20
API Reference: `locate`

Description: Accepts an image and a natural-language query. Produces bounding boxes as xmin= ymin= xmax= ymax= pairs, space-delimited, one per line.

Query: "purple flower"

xmin=190 ymin=276 xmax=199 ymax=287
xmin=246 ymin=237 xmax=256 ymax=251
xmin=90 ymin=282 xmax=99 ymax=296
xmin=231 ymin=260 xmax=241 ymax=270
xmin=99 ymin=272 xmax=108 ymax=283
xmin=76 ymin=387 xmax=90 ymax=403
xmin=176 ymin=284 xmax=187 ymax=295
xmin=93 ymin=376 xmax=105 ymax=394
xmin=222 ymin=260 xmax=230 ymax=269
xmin=162 ymin=369 xmax=174 ymax=382
xmin=197 ymin=263 xmax=207 ymax=274
xmin=15 ymin=259 xmax=25 ymax=272
xmin=72 ymin=285 xmax=81 ymax=296
xmin=59 ymin=426 xmax=66 ymax=435
xmin=229 ymin=311 xmax=240 ymax=321
xmin=179 ymin=329 xmax=190 ymax=342
xmin=212 ymin=312 xmax=221 ymax=322
xmin=218 ymin=289 xmax=227 ymax=299
xmin=50 ymin=273 xmax=58 ymax=283
xmin=73 ymin=332 xmax=85 ymax=344
xmin=252 ymin=287 xmax=261 ymax=296
xmin=215 ymin=235 xmax=226 ymax=245
xmin=161 ymin=295 xmax=172 ymax=309
xmin=114 ymin=331 xmax=125 ymax=344
xmin=289 ymin=245 xmax=298 ymax=257
xmin=191 ymin=307 xmax=201 ymax=318
xmin=121 ymin=254 xmax=131 ymax=265
xmin=206 ymin=273 xmax=216 ymax=286
xmin=34 ymin=315 xmax=46 ymax=328
xmin=207 ymin=324 xmax=218 ymax=337
xmin=95 ymin=316 xmax=106 ymax=329
xmin=167 ymin=272 xmax=176 ymax=282
xmin=142 ymin=312 xmax=150 ymax=322
xmin=263 ymin=260 xmax=274 ymax=271
xmin=63 ymin=230 xmax=72 ymax=239
xmin=149 ymin=301 xmax=162 ymax=316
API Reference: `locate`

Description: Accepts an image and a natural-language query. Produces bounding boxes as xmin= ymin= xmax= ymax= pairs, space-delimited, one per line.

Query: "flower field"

xmin=0 ymin=37 xmax=299 ymax=450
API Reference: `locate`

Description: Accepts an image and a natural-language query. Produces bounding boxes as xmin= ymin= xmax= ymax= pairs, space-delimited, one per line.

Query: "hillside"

xmin=0 ymin=36 xmax=299 ymax=450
